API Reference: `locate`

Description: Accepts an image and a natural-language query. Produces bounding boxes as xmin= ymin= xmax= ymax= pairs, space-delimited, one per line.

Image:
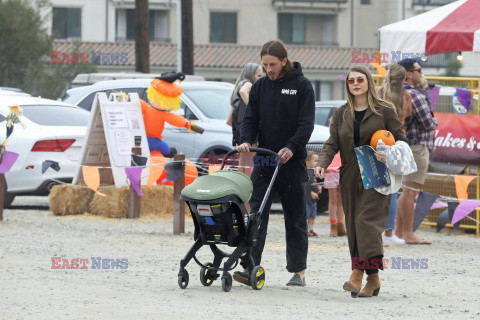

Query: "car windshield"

xmin=183 ymin=88 xmax=232 ymax=119
xmin=315 ymin=106 xmax=334 ymax=126
xmin=21 ymin=105 xmax=90 ymax=126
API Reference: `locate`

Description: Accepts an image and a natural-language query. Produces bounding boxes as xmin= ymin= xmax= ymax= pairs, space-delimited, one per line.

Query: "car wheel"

xmin=198 ymin=148 xmax=230 ymax=175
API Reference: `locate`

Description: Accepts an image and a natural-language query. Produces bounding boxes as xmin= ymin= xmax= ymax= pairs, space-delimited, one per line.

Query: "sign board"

xmin=73 ymin=92 xmax=150 ymax=187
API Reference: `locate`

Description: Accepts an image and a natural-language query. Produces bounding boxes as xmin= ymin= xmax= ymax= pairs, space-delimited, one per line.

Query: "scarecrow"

xmin=140 ymin=71 xmax=202 ymax=158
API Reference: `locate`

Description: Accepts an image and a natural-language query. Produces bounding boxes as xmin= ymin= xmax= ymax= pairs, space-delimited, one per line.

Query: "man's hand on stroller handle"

xmin=278 ymin=147 xmax=293 ymax=164
xmin=314 ymin=167 xmax=325 ymax=179
xmin=236 ymin=142 xmax=251 ymax=153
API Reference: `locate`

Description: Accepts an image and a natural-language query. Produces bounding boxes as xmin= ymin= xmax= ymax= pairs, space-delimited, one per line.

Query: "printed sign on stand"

xmin=73 ymin=92 xmax=150 ymax=187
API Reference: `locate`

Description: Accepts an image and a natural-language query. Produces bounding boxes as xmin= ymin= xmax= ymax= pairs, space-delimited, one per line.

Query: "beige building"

xmin=32 ymin=0 xmax=476 ymax=100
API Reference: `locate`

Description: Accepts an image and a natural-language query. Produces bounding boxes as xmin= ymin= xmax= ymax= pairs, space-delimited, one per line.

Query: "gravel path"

xmin=1 ymin=196 xmax=479 ymax=320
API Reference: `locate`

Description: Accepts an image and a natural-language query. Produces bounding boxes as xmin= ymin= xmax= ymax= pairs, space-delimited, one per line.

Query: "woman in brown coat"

xmin=315 ymin=66 xmax=406 ymax=298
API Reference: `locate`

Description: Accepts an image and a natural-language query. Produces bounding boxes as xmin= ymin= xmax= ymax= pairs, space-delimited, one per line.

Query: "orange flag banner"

xmin=454 ymin=175 xmax=475 ymax=203
xmin=82 ymin=166 xmax=106 ymax=196
xmin=208 ymin=164 xmax=221 ymax=175
xmin=369 ymin=62 xmax=388 ymax=78
xmin=147 ymin=156 xmax=169 ymax=188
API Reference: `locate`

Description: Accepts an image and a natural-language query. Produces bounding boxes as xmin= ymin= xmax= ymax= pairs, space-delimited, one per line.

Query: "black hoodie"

xmin=240 ymin=62 xmax=315 ymax=161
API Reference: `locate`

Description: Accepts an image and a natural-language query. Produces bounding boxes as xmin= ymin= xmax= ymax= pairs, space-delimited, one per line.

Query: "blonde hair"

xmin=377 ymin=64 xmax=406 ymax=120
xmin=306 ymin=151 xmax=318 ymax=161
xmin=344 ymin=65 xmax=395 ymax=118
xmin=416 ymin=74 xmax=429 ymax=90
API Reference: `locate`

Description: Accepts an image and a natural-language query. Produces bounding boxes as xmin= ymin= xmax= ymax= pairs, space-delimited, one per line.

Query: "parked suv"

xmin=64 ymin=79 xmax=331 ymax=173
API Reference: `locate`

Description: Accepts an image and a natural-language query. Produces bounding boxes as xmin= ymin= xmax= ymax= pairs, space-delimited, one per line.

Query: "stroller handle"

xmin=220 ymin=147 xmax=282 ymax=170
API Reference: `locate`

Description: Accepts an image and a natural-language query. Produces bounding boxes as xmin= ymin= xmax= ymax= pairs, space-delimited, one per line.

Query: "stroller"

xmin=177 ymin=148 xmax=281 ymax=292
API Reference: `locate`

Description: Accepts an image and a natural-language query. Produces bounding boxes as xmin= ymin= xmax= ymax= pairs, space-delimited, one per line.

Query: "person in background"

xmin=227 ymin=63 xmax=263 ymax=181
xmin=323 ymin=152 xmax=346 ymax=237
xmin=396 ymin=58 xmax=438 ymax=245
xmin=306 ymin=151 xmax=320 ymax=237
xmin=376 ymin=63 xmax=411 ymax=246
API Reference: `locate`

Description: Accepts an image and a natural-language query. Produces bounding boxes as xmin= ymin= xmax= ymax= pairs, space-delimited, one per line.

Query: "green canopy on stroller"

xmin=181 ymin=170 xmax=253 ymax=203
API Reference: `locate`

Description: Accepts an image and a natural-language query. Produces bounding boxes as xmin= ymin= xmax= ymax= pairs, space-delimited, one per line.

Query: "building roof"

xmin=53 ymin=40 xmax=377 ymax=71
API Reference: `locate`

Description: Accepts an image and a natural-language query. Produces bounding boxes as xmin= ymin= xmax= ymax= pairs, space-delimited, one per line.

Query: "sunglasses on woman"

xmin=347 ymin=77 xmax=366 ymax=84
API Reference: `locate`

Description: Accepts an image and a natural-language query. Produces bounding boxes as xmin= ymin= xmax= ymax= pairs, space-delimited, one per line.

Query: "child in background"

xmin=306 ymin=151 xmax=320 ymax=237
xmin=324 ymin=152 xmax=346 ymax=237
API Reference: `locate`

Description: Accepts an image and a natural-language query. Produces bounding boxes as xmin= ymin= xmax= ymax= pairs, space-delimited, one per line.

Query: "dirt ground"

xmin=1 ymin=196 xmax=479 ymax=320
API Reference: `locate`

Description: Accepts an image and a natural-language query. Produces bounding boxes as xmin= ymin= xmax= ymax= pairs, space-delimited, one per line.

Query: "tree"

xmin=444 ymin=57 xmax=463 ymax=77
xmin=0 ymin=0 xmax=95 ymax=99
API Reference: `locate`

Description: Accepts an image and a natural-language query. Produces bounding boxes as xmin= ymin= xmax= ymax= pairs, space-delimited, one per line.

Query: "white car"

xmin=0 ymin=96 xmax=89 ymax=207
xmin=63 ymin=79 xmax=330 ymax=171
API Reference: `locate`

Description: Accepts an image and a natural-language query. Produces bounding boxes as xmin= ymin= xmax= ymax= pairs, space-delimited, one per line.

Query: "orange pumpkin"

xmin=370 ymin=130 xmax=395 ymax=150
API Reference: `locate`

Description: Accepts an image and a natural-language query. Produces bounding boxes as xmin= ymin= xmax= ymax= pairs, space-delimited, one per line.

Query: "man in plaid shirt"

xmin=395 ymin=58 xmax=438 ymax=245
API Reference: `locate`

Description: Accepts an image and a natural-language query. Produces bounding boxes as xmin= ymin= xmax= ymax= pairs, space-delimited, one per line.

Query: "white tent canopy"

xmin=379 ymin=0 xmax=480 ymax=62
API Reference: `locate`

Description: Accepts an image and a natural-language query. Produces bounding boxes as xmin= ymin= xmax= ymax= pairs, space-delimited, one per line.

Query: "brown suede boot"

xmin=343 ymin=269 xmax=363 ymax=298
xmin=358 ymin=273 xmax=381 ymax=297
xmin=330 ymin=224 xmax=338 ymax=237
xmin=337 ymin=223 xmax=347 ymax=236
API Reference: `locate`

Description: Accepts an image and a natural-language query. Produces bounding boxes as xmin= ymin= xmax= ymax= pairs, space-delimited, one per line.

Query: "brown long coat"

xmin=318 ymin=104 xmax=406 ymax=260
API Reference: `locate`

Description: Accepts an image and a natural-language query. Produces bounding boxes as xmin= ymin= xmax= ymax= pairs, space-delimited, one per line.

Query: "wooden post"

xmin=128 ymin=136 xmax=142 ymax=219
xmin=0 ymin=151 xmax=4 ymax=221
xmin=0 ymin=174 xmax=4 ymax=221
xmin=135 ymin=0 xmax=150 ymax=73
xmin=173 ymin=154 xmax=185 ymax=234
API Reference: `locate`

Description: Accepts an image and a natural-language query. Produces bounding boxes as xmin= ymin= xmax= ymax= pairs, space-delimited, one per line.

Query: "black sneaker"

xmin=233 ymin=269 xmax=250 ymax=286
xmin=286 ymin=274 xmax=306 ymax=286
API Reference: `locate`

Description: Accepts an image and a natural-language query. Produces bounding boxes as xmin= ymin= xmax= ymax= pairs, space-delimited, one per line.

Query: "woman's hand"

xmin=236 ymin=142 xmax=251 ymax=153
xmin=314 ymin=167 xmax=325 ymax=179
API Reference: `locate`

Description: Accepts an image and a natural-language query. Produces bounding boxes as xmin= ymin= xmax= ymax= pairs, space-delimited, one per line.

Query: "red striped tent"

xmin=379 ymin=0 xmax=480 ymax=59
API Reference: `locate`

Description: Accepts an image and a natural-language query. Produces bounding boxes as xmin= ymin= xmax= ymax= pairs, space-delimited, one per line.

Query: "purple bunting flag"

xmin=125 ymin=166 xmax=144 ymax=196
xmin=413 ymin=191 xmax=438 ymax=232
xmin=0 ymin=151 xmax=19 ymax=174
xmin=427 ymin=86 xmax=440 ymax=112
xmin=451 ymin=200 xmax=480 ymax=225
xmin=456 ymin=88 xmax=472 ymax=112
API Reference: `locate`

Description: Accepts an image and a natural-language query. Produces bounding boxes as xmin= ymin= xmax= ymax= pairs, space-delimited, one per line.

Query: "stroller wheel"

xmin=221 ymin=272 xmax=233 ymax=292
xmin=178 ymin=269 xmax=189 ymax=289
xmin=200 ymin=263 xmax=215 ymax=286
xmin=250 ymin=266 xmax=265 ymax=290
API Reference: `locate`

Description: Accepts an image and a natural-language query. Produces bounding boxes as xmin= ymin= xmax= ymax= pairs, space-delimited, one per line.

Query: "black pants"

xmin=247 ymin=158 xmax=308 ymax=273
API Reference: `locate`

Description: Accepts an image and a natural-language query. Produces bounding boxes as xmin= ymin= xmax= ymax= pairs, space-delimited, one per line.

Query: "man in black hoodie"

xmin=236 ymin=40 xmax=315 ymax=286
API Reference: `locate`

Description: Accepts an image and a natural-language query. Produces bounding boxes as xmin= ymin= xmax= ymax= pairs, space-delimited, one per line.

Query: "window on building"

xmin=52 ymin=7 xmax=81 ymax=39
xmin=279 ymin=13 xmax=337 ymax=45
xmin=116 ymin=9 xmax=169 ymax=42
xmin=210 ymin=12 xmax=237 ymax=43
xmin=278 ymin=13 xmax=306 ymax=44
xmin=361 ymin=0 xmax=371 ymax=4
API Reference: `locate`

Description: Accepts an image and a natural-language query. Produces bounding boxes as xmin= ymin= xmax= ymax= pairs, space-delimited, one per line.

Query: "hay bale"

xmin=89 ymin=185 xmax=174 ymax=218
xmin=49 ymin=185 xmax=94 ymax=215
xmin=89 ymin=186 xmax=130 ymax=218
xmin=140 ymin=185 xmax=173 ymax=218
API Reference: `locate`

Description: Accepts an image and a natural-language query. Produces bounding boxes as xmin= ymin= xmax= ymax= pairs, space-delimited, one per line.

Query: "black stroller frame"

xmin=177 ymin=148 xmax=282 ymax=292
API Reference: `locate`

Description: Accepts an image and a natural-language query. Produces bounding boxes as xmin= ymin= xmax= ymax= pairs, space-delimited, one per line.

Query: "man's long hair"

xmin=260 ymin=40 xmax=294 ymax=78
